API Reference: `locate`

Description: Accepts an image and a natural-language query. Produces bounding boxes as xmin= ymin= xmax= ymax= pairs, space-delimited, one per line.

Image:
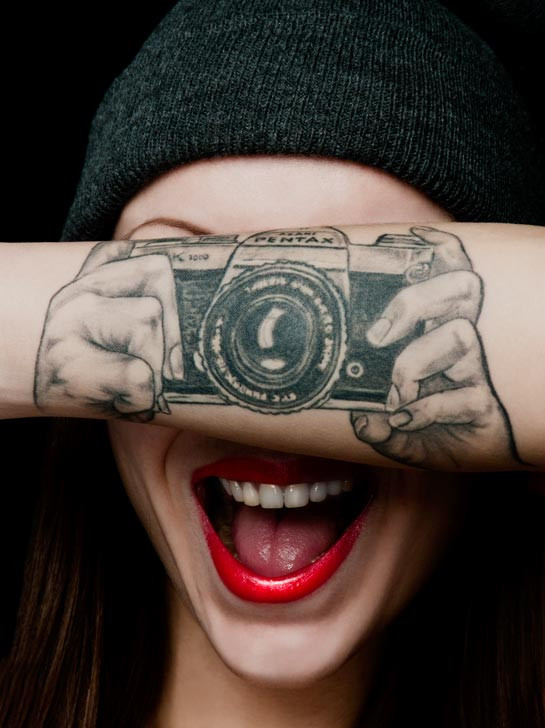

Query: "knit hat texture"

xmin=62 ymin=0 xmax=545 ymax=241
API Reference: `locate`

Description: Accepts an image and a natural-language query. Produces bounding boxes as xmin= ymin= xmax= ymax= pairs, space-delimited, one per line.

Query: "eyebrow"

xmin=123 ymin=217 xmax=213 ymax=239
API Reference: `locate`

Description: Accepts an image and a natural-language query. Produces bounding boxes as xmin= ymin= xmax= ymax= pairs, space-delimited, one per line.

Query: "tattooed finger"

xmin=75 ymin=240 xmax=136 ymax=278
xmin=410 ymin=226 xmax=473 ymax=275
xmin=366 ymin=270 xmax=483 ymax=347
xmin=35 ymin=344 xmax=156 ymax=417
xmin=350 ymin=410 xmax=391 ymax=444
xmin=388 ymin=386 xmax=491 ymax=431
xmin=388 ymin=318 xmax=486 ymax=408
xmin=75 ymin=254 xmax=183 ymax=380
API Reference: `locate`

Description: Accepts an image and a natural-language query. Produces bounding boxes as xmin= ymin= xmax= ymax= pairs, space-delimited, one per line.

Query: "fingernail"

xmin=169 ymin=343 xmax=184 ymax=379
xmin=353 ymin=414 xmax=368 ymax=438
xmin=389 ymin=410 xmax=412 ymax=428
xmin=157 ymin=394 xmax=171 ymax=415
xmin=386 ymin=384 xmax=400 ymax=412
xmin=367 ymin=318 xmax=391 ymax=345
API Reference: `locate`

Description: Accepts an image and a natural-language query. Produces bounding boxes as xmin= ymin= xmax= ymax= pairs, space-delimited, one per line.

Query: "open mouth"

xmin=192 ymin=458 xmax=376 ymax=603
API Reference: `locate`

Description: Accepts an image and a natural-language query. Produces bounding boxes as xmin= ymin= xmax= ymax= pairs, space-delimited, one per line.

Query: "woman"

xmin=1 ymin=1 xmax=545 ymax=726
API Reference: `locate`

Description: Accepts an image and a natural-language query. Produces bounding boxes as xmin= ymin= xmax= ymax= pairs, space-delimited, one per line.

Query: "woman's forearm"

xmin=0 ymin=240 xmax=96 ymax=417
xmin=1 ymin=222 xmax=544 ymax=470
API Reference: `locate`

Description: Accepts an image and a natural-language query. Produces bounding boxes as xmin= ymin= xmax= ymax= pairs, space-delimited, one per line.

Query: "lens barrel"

xmin=200 ymin=262 xmax=346 ymax=413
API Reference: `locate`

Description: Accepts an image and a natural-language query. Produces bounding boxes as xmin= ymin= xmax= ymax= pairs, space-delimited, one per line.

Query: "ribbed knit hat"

xmin=62 ymin=0 xmax=545 ymax=241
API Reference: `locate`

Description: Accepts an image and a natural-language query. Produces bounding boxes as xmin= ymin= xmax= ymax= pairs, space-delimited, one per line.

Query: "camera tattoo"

xmin=34 ymin=226 xmax=521 ymax=468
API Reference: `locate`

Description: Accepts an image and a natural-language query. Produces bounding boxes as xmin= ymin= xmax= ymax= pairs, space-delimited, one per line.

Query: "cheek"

xmin=107 ymin=420 xmax=177 ymax=499
xmin=106 ymin=422 xmax=239 ymax=597
xmin=107 ymin=420 xmax=183 ymax=573
xmin=373 ymin=472 xmax=468 ymax=623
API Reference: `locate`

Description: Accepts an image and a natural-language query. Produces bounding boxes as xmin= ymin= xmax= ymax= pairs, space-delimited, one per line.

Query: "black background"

xmin=1 ymin=1 xmax=543 ymax=243
xmin=1 ymin=2 xmax=177 ymax=243
xmin=0 ymin=1 xmax=177 ymax=656
xmin=0 ymin=1 xmax=543 ymax=655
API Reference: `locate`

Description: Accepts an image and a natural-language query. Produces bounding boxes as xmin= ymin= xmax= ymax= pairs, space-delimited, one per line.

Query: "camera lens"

xmin=234 ymin=297 xmax=310 ymax=382
xmin=200 ymin=263 xmax=346 ymax=413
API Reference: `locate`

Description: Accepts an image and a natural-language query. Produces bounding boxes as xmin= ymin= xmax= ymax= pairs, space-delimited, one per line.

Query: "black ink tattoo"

xmin=33 ymin=226 xmax=521 ymax=469
xmin=129 ymin=228 xmax=431 ymax=412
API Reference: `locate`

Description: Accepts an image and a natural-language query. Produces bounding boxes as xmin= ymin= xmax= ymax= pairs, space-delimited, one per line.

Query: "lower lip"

xmin=194 ymin=493 xmax=371 ymax=604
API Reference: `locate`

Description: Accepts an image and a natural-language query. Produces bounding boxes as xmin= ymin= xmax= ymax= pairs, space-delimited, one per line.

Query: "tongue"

xmin=232 ymin=503 xmax=339 ymax=577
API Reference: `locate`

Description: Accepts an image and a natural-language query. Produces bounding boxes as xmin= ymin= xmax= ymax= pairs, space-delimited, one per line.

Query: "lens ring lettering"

xmin=200 ymin=263 xmax=347 ymax=413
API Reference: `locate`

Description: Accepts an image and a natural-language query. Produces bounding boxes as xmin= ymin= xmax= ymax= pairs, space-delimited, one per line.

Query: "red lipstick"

xmin=192 ymin=456 xmax=373 ymax=604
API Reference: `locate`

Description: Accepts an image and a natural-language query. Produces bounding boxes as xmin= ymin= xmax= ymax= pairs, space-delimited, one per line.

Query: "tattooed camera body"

xmin=130 ymin=228 xmax=433 ymax=414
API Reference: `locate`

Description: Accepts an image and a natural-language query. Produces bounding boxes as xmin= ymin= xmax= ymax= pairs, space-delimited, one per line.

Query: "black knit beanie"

xmin=62 ymin=0 xmax=545 ymax=241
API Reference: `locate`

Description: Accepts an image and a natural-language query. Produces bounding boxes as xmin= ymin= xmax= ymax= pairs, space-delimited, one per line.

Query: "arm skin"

xmin=1 ymin=222 xmax=544 ymax=471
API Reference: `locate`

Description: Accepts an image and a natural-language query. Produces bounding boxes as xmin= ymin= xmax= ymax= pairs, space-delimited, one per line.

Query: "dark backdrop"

xmin=0 ymin=1 xmax=177 ymax=656
xmin=1 ymin=0 xmax=543 ymax=656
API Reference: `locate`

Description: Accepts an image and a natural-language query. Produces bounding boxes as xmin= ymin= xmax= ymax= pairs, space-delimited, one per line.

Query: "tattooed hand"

xmin=34 ymin=225 xmax=520 ymax=469
xmin=350 ymin=227 xmax=520 ymax=469
xmin=34 ymin=241 xmax=184 ymax=421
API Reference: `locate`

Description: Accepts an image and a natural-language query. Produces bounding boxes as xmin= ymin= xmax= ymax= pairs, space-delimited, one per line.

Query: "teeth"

xmin=259 ymin=483 xmax=284 ymax=509
xmin=218 ymin=478 xmax=352 ymax=509
xmin=309 ymin=482 xmax=327 ymax=502
xmin=326 ymin=480 xmax=342 ymax=496
xmin=284 ymin=483 xmax=310 ymax=508
xmin=229 ymin=479 xmax=244 ymax=502
xmin=242 ymin=481 xmax=260 ymax=506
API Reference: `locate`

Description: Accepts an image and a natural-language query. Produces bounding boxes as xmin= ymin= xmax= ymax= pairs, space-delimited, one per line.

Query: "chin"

xmin=112 ymin=427 xmax=465 ymax=693
xmin=205 ymin=617 xmax=361 ymax=688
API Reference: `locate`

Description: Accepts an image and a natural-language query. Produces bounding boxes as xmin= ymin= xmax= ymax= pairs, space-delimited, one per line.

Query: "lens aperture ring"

xmin=200 ymin=262 xmax=347 ymax=413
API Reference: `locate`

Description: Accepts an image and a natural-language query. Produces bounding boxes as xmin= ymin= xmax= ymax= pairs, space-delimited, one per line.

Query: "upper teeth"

xmin=219 ymin=479 xmax=352 ymax=509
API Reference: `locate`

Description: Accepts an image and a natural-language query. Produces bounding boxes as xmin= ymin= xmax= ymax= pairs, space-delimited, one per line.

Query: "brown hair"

xmin=0 ymin=419 xmax=167 ymax=728
xmin=1 ymin=418 xmax=544 ymax=727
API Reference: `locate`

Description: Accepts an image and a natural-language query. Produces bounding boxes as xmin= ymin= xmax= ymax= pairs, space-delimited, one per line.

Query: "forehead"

xmin=115 ymin=155 xmax=450 ymax=237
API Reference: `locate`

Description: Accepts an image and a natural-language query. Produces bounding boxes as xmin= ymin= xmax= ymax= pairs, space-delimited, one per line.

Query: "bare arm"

xmin=2 ymin=222 xmax=544 ymax=470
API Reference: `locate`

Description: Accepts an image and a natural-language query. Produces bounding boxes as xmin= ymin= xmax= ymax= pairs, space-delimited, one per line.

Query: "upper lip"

xmin=191 ymin=455 xmax=361 ymax=487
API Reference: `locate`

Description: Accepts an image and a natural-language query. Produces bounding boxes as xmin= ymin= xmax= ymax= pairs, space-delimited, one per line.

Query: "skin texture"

xmin=32 ymin=152 xmax=523 ymax=470
xmin=34 ymin=223 xmax=517 ymax=469
xmin=106 ymin=156 xmax=470 ymax=728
